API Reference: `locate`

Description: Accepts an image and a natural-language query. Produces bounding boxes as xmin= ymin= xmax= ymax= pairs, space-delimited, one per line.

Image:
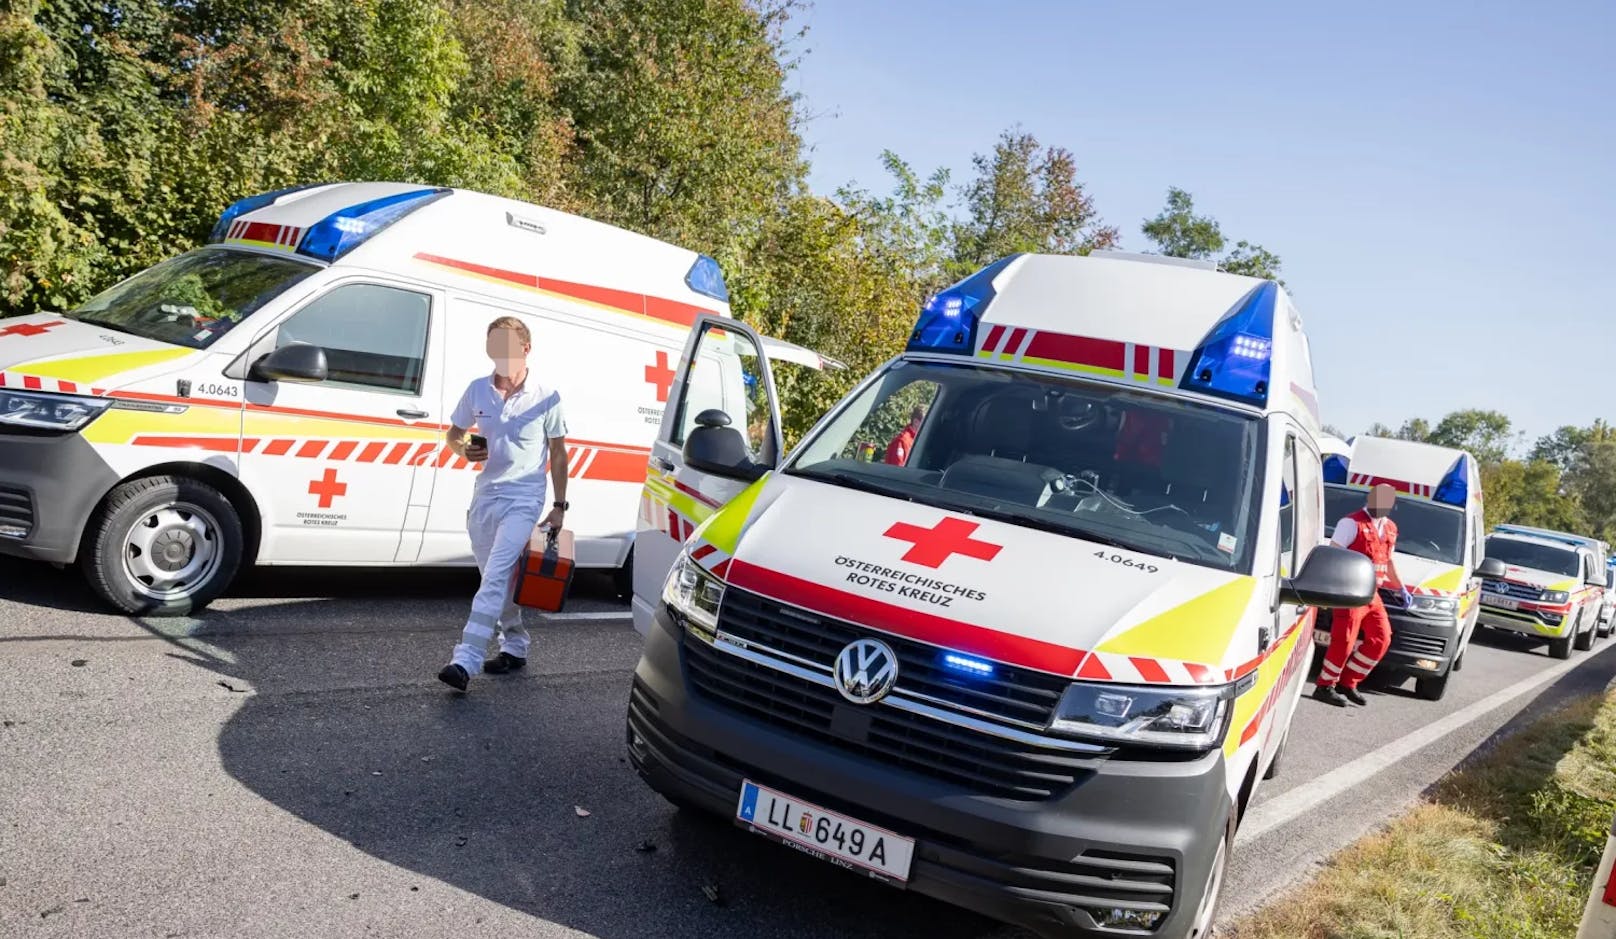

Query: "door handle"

xmin=397 ymin=409 xmax=429 ymax=419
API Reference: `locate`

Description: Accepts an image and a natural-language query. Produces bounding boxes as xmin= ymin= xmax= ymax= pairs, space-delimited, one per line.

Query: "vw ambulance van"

xmin=1314 ymin=436 xmax=1505 ymax=700
xmin=1479 ymin=527 xmax=1607 ymax=657
xmin=625 ymin=252 xmax=1376 ymax=938
xmin=0 ymin=182 xmax=834 ymax=614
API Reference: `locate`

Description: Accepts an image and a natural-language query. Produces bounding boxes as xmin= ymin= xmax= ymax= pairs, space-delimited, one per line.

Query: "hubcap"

xmin=122 ymin=503 xmax=223 ymax=601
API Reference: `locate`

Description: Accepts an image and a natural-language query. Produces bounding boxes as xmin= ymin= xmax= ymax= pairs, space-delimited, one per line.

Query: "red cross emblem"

xmin=883 ymin=517 xmax=1003 ymax=569
xmin=644 ymin=350 xmax=676 ymax=403
xmin=0 ymin=319 xmax=66 ymax=338
xmin=308 ymin=468 xmax=348 ymax=509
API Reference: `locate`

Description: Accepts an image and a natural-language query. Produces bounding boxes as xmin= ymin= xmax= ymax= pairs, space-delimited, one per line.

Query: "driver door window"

xmin=669 ymin=325 xmax=773 ymax=460
xmin=272 ymin=283 xmax=431 ymax=395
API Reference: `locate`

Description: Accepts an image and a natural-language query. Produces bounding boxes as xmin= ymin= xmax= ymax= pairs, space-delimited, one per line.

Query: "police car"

xmin=626 ymin=250 xmax=1375 ymax=938
xmin=0 ymin=182 xmax=835 ymax=613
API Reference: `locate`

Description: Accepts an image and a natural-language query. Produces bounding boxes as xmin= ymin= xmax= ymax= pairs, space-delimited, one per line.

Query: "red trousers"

xmin=1318 ymin=594 xmax=1391 ymax=690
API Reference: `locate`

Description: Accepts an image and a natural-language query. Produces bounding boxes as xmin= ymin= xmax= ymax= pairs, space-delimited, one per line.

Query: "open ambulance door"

xmin=632 ymin=314 xmax=804 ymax=635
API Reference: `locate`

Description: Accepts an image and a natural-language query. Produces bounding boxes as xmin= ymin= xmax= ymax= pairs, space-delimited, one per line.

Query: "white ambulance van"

xmin=626 ymin=251 xmax=1376 ymax=938
xmin=1315 ymin=435 xmax=1505 ymax=700
xmin=0 ymin=181 xmax=833 ymax=614
xmin=1480 ymin=526 xmax=1607 ymax=658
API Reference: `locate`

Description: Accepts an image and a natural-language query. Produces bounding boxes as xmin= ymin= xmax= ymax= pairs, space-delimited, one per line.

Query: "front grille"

xmin=0 ymin=485 xmax=33 ymax=537
xmin=1390 ymin=631 xmax=1449 ymax=658
xmin=716 ymin=587 xmax=1069 ymax=728
xmin=1484 ymin=580 xmax=1544 ymax=602
xmin=682 ymin=635 xmax=1096 ymax=800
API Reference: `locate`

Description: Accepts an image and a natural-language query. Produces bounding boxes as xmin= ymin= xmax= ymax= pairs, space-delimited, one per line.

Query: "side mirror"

xmin=250 ymin=342 xmax=328 ymax=384
xmin=1280 ymin=545 xmax=1376 ymax=608
xmin=1474 ymin=557 xmax=1507 ymax=580
xmin=684 ymin=409 xmax=769 ymax=482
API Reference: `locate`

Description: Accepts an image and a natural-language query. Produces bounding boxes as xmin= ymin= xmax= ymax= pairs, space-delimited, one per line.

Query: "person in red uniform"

xmin=1313 ymin=483 xmax=1412 ymax=707
xmin=885 ymin=406 xmax=925 ymax=466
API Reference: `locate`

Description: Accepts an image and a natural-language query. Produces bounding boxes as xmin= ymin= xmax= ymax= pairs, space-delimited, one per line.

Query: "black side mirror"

xmin=1280 ymin=545 xmax=1376 ymax=608
xmin=1475 ymin=557 xmax=1507 ymax=580
xmin=251 ymin=342 xmax=328 ymax=384
xmin=684 ymin=409 xmax=768 ymax=482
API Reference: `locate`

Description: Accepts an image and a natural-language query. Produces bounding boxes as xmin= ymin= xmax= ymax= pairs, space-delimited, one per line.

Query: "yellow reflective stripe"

xmin=80 ymin=404 xmax=240 ymax=444
xmin=1418 ymin=566 xmax=1465 ymax=593
xmin=645 ymin=473 xmax=714 ymax=526
xmin=695 ymin=475 xmax=769 ymax=553
xmin=1223 ymin=615 xmax=1307 ymax=758
xmin=19 ymin=347 xmax=191 ymax=382
xmin=1548 ymin=578 xmax=1577 ymax=591
xmin=1095 ymin=577 xmax=1257 ymax=665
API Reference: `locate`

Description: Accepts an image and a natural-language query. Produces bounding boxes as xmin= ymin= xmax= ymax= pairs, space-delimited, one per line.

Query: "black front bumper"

xmin=626 ymin=607 xmax=1232 ymax=939
xmin=1315 ymin=606 xmax=1462 ymax=678
xmin=0 ymin=430 xmax=118 ymax=563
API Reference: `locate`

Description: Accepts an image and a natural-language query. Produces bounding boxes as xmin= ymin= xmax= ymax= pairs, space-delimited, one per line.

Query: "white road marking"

xmin=1237 ymin=645 xmax=1611 ymax=843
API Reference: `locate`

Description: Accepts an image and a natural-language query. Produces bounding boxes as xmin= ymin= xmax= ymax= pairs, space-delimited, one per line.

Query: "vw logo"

xmin=833 ymin=638 xmax=898 ymax=705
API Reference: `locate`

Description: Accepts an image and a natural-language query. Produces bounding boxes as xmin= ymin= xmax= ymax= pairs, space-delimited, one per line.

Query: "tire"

xmin=1186 ymin=809 xmax=1236 ymax=939
xmin=1575 ymin=622 xmax=1595 ymax=651
xmin=1416 ymin=670 xmax=1450 ymax=701
xmin=80 ymin=475 xmax=243 ymax=616
xmin=1549 ymin=633 xmax=1574 ymax=660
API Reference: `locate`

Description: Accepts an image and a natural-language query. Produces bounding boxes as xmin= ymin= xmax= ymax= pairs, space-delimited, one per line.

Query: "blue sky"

xmin=783 ymin=0 xmax=1616 ymax=452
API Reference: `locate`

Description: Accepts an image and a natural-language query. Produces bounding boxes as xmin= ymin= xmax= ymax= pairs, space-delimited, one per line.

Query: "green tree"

xmin=949 ymin=127 xmax=1118 ymax=278
xmin=1483 ymin=460 xmax=1584 ymax=533
xmin=1141 ymin=186 xmax=1223 ymax=259
xmin=1529 ymin=425 xmax=1593 ymax=475
xmin=1219 ymin=239 xmax=1285 ymax=284
xmin=1427 ymin=409 xmax=1518 ymax=465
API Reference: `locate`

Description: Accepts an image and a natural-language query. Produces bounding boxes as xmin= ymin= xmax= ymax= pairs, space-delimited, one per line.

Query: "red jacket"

xmin=885 ymin=426 xmax=916 ymax=466
xmin=1343 ymin=508 xmax=1398 ymax=587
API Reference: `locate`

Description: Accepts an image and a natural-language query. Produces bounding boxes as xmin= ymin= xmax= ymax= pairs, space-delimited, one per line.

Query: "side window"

xmin=1295 ymin=438 xmax=1323 ymax=564
xmin=670 ymin=323 xmax=773 ymax=458
xmin=1279 ymin=435 xmax=1298 ymax=578
xmin=276 ymin=283 xmax=430 ymax=395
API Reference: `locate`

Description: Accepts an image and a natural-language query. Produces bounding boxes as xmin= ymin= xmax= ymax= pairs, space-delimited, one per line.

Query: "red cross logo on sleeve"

xmin=884 ymin=517 xmax=1003 ymax=568
xmin=308 ymin=468 xmax=348 ymax=509
xmin=0 ymin=320 xmax=66 ymax=338
xmin=644 ymin=350 xmax=676 ymax=403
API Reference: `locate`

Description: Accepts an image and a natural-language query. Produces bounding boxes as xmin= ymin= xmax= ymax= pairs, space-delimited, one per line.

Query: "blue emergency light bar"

xmin=1322 ymin=454 xmax=1350 ymax=484
xmin=208 ymin=182 xmax=329 ymax=243
xmin=942 ymin=652 xmax=995 ymax=677
xmin=906 ymin=254 xmax=1022 ymax=355
xmin=686 ymin=254 xmax=730 ymax=302
xmin=1177 ymin=281 xmax=1279 ymax=407
xmin=1432 ymin=454 xmax=1472 ymax=507
xmin=295 ymin=187 xmax=452 ymax=263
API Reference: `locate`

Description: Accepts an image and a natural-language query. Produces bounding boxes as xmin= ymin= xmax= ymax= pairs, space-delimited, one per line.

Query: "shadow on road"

xmin=0 ymin=551 xmax=1016 ymax=939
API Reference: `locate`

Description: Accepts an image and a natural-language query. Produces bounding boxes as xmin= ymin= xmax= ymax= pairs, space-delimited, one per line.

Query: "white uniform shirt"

xmin=451 ymin=374 xmax=569 ymax=503
xmin=1330 ymin=514 xmax=1388 ymax=548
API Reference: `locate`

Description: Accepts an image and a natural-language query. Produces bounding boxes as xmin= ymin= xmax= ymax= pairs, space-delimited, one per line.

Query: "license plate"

xmin=1313 ymin=630 xmax=1330 ymax=646
xmin=1487 ymin=595 xmax=1520 ymax=610
xmin=736 ymin=780 xmax=915 ymax=883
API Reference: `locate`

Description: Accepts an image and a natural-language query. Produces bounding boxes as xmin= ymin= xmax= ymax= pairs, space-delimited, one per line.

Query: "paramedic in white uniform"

xmin=437 ymin=315 xmax=569 ymax=692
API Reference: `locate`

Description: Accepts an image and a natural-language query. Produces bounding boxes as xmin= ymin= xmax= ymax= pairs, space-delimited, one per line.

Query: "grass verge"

xmin=1227 ymin=689 xmax=1616 ymax=939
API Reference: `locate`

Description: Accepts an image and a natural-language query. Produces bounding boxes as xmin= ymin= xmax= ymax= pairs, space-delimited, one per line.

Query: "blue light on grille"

xmin=942 ymin=653 xmax=995 ymax=677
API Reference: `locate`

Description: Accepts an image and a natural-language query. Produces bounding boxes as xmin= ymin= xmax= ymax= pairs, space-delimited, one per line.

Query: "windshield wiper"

xmin=791 ymin=469 xmax=916 ymax=503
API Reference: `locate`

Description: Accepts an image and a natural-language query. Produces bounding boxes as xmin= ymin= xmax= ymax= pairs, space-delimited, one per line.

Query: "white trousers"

xmin=450 ymin=491 xmax=542 ymax=674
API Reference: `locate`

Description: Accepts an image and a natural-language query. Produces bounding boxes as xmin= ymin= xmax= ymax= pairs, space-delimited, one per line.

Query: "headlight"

xmin=1410 ymin=595 xmax=1459 ymax=616
xmin=661 ymin=551 xmax=725 ymax=636
xmin=1542 ymin=590 xmax=1570 ymax=604
xmin=1048 ymin=682 xmax=1232 ymax=750
xmin=0 ymin=390 xmax=112 ymax=431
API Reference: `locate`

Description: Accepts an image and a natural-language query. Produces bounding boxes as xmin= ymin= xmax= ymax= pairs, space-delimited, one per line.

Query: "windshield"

xmin=67 ymin=247 xmax=318 ymax=350
xmin=1484 ymin=536 xmax=1582 ymax=577
xmin=784 ymin=359 xmax=1265 ymax=573
xmin=1325 ymin=485 xmax=1465 ymax=564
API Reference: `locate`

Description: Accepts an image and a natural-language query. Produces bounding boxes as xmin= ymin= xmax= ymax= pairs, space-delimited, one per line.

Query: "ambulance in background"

xmin=626 ymin=251 xmax=1375 ymax=938
xmin=1480 ymin=525 xmax=1609 ymax=657
xmin=1315 ymin=436 xmax=1505 ymax=700
xmin=0 ymin=181 xmax=836 ymax=614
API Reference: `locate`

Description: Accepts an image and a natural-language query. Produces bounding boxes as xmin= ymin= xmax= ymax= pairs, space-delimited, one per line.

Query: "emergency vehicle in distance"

xmin=0 ymin=182 xmax=835 ymax=614
xmin=626 ymin=250 xmax=1377 ymax=938
xmin=1314 ymin=435 xmax=1506 ymax=701
xmin=1478 ymin=527 xmax=1607 ymax=658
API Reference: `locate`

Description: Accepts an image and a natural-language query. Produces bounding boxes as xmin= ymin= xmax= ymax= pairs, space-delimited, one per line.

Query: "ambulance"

xmin=625 ymin=251 xmax=1377 ymax=938
xmin=0 ymin=181 xmax=834 ymax=614
xmin=1479 ymin=526 xmax=1608 ymax=658
xmin=1313 ymin=435 xmax=1504 ymax=700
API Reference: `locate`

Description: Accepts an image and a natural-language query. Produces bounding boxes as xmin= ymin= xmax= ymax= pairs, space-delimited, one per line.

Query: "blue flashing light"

xmin=1433 ymin=454 xmax=1472 ymax=507
xmin=296 ymin=187 xmax=452 ymax=263
xmin=208 ymin=182 xmax=329 ymax=243
xmin=1177 ymin=281 xmax=1280 ymax=407
xmin=1322 ymin=454 xmax=1350 ymax=484
xmin=686 ymin=254 xmax=730 ymax=303
xmin=907 ymin=253 xmax=1022 ymax=355
xmin=942 ymin=652 xmax=995 ymax=677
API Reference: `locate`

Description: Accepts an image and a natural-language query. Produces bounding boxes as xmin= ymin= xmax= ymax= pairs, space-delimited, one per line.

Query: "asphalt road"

xmin=3 ymin=556 xmax=1614 ymax=939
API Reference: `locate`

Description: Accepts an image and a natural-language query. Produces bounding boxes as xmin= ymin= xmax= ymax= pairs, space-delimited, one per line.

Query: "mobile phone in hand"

xmin=469 ymin=433 xmax=487 ymax=450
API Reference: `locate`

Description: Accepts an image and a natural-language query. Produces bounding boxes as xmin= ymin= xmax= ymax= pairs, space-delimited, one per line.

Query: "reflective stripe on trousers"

xmin=1318 ymin=595 xmax=1392 ymax=690
xmin=451 ymin=491 xmax=541 ymax=674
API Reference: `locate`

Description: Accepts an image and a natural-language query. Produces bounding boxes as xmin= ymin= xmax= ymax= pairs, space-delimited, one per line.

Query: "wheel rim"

xmin=1188 ymin=832 xmax=1229 ymax=938
xmin=120 ymin=502 xmax=224 ymax=602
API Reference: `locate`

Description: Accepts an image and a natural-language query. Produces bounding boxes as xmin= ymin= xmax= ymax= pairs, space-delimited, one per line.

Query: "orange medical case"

xmin=513 ymin=525 xmax=575 ymax=611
